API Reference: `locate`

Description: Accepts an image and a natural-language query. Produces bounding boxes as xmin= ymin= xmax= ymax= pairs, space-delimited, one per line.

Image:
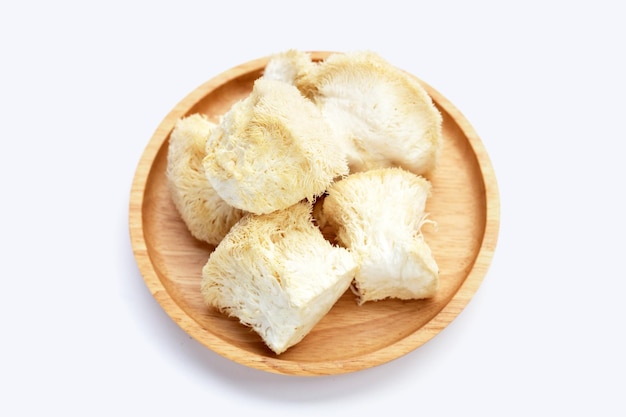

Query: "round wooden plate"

xmin=129 ymin=51 xmax=500 ymax=376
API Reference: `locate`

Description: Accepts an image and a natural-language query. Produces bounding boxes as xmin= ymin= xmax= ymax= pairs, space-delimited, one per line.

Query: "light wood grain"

xmin=128 ymin=51 xmax=500 ymax=376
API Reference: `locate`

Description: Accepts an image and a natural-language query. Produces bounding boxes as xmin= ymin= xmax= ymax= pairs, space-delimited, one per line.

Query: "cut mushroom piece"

xmin=317 ymin=167 xmax=439 ymax=305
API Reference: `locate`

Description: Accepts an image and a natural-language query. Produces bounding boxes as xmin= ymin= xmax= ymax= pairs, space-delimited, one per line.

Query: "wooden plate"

xmin=129 ymin=51 xmax=500 ymax=376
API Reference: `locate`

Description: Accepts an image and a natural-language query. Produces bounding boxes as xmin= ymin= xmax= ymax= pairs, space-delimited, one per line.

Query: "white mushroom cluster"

xmin=166 ymin=49 xmax=443 ymax=354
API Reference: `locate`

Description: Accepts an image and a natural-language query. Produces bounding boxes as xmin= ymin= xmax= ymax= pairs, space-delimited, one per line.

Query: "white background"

xmin=2 ymin=1 xmax=624 ymax=415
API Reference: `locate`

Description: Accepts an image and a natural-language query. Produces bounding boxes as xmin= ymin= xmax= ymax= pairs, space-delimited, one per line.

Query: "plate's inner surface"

xmin=141 ymin=67 xmax=487 ymax=363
